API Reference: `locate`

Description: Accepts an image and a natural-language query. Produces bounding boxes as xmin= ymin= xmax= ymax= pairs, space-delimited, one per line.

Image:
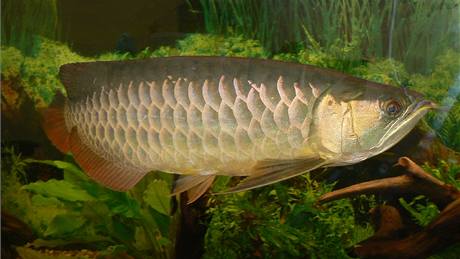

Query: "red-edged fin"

xmin=68 ymin=128 xmax=147 ymax=191
xmin=186 ymin=175 xmax=215 ymax=204
xmin=171 ymin=175 xmax=215 ymax=203
xmin=171 ymin=175 xmax=211 ymax=195
xmin=41 ymin=92 xmax=71 ymax=153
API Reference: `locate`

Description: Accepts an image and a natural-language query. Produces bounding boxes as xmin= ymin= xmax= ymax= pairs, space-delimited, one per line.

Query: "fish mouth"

xmin=371 ymin=99 xmax=436 ymax=153
xmin=413 ymin=100 xmax=437 ymax=111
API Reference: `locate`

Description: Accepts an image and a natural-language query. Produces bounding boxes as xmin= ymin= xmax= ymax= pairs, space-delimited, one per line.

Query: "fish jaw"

xmin=367 ymin=99 xmax=435 ymax=157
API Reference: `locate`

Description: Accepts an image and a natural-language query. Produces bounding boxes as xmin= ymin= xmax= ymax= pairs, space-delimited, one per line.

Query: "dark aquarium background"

xmin=2 ymin=0 xmax=460 ymax=258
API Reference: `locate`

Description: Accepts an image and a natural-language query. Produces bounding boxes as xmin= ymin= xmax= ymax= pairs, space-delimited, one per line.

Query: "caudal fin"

xmin=41 ymin=92 xmax=71 ymax=152
xmin=41 ymin=93 xmax=147 ymax=191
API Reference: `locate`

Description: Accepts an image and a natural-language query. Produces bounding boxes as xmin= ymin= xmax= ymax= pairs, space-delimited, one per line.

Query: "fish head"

xmin=312 ymin=81 xmax=435 ymax=164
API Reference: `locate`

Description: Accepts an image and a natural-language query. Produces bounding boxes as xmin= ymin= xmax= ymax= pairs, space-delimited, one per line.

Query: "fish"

xmin=42 ymin=56 xmax=435 ymax=203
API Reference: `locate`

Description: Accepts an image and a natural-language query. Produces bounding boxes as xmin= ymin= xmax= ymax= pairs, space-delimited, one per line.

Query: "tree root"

xmin=317 ymin=157 xmax=460 ymax=258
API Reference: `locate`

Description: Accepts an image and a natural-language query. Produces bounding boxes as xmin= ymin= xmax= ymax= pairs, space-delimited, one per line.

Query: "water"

xmin=2 ymin=1 xmax=460 ymax=258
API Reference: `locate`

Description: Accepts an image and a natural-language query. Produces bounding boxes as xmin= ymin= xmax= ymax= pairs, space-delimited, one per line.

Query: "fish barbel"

xmin=43 ymin=56 xmax=435 ymax=202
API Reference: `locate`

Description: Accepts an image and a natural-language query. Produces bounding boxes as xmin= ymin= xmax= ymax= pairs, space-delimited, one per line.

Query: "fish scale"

xmin=66 ymin=73 xmax=316 ymax=176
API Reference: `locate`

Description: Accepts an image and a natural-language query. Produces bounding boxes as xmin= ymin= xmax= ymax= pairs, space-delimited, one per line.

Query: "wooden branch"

xmin=367 ymin=205 xmax=404 ymax=239
xmin=316 ymin=157 xmax=460 ymax=258
xmin=353 ymin=198 xmax=460 ymax=258
xmin=318 ymin=174 xmax=412 ymax=203
xmin=318 ymin=157 xmax=460 ymax=208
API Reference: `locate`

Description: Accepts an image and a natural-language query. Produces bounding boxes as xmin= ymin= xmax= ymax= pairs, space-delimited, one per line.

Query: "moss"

xmin=138 ymin=46 xmax=180 ymax=58
xmin=1 ymin=46 xmax=24 ymax=79
xmin=97 ymin=51 xmax=133 ymax=61
xmin=274 ymin=39 xmax=364 ymax=74
xmin=135 ymin=34 xmax=268 ymax=59
xmin=177 ymin=34 xmax=268 ymax=58
xmin=19 ymin=38 xmax=91 ymax=107
xmin=353 ymin=59 xmax=410 ymax=86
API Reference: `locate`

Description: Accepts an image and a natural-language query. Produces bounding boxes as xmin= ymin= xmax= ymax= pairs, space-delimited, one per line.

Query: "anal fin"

xmin=69 ymin=128 xmax=147 ymax=191
xmin=172 ymin=174 xmax=216 ymax=203
xmin=219 ymin=156 xmax=327 ymax=194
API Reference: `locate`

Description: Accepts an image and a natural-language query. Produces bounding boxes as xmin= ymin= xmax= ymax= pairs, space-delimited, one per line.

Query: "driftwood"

xmin=318 ymin=157 xmax=460 ymax=258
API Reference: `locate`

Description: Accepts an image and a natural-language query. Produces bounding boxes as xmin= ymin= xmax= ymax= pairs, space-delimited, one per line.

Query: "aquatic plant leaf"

xmin=399 ymin=196 xmax=440 ymax=227
xmin=102 ymin=191 xmax=141 ymax=218
xmin=158 ymin=237 xmax=172 ymax=246
xmin=31 ymin=236 xmax=112 ymax=249
xmin=112 ymin=221 xmax=135 ymax=242
xmin=44 ymin=214 xmax=86 ymax=237
xmin=25 ymin=159 xmax=89 ymax=182
xmin=23 ymin=179 xmax=95 ymax=202
xmin=286 ymin=204 xmax=316 ymax=228
xmin=31 ymin=194 xmax=63 ymax=207
xmin=134 ymin=227 xmax=150 ymax=251
xmin=143 ymin=180 xmax=170 ymax=215
xmin=149 ymin=208 xmax=171 ymax=237
xmin=27 ymin=160 xmax=142 ymax=217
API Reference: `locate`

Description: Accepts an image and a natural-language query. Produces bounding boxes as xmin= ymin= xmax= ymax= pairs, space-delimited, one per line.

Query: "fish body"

xmin=44 ymin=56 xmax=434 ymax=201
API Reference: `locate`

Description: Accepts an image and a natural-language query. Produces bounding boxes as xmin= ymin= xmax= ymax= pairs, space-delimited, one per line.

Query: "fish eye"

xmin=384 ymin=100 xmax=402 ymax=117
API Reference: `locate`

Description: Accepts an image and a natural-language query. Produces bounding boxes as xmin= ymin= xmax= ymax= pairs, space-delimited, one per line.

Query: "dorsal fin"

xmin=59 ymin=62 xmax=110 ymax=101
xmin=58 ymin=56 xmax=378 ymax=103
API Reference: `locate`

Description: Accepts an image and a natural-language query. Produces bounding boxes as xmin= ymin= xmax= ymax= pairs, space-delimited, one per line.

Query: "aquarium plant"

xmin=200 ymin=0 xmax=460 ymax=74
xmin=1 ymin=18 xmax=459 ymax=258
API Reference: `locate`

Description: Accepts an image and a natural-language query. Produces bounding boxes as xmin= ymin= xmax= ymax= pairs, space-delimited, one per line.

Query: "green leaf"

xmin=102 ymin=191 xmax=141 ymax=218
xmin=150 ymin=207 xmax=171 ymax=237
xmin=134 ymin=227 xmax=150 ymax=251
xmin=24 ymin=159 xmax=89 ymax=183
xmin=112 ymin=221 xmax=135 ymax=242
xmin=158 ymin=236 xmax=172 ymax=246
xmin=143 ymin=180 xmax=171 ymax=215
xmin=31 ymin=194 xmax=63 ymax=207
xmin=44 ymin=214 xmax=86 ymax=237
xmin=399 ymin=196 xmax=440 ymax=226
xmin=23 ymin=180 xmax=95 ymax=202
xmin=31 ymin=236 xmax=111 ymax=248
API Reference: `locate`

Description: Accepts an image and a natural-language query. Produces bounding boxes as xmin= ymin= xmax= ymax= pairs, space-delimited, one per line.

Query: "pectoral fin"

xmin=172 ymin=174 xmax=216 ymax=203
xmin=219 ymin=156 xmax=327 ymax=194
